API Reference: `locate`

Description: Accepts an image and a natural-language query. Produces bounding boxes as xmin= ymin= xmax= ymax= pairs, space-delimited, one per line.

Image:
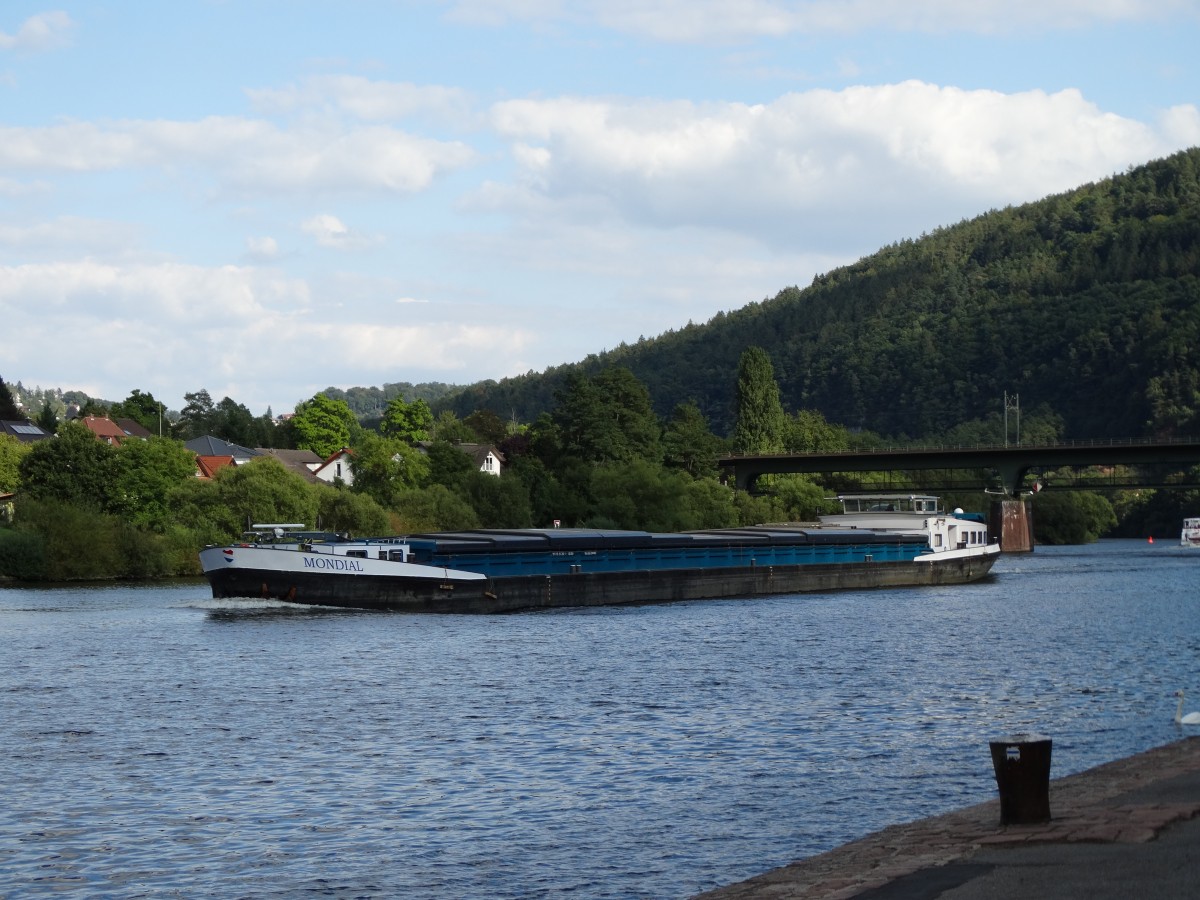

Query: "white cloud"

xmin=0 ymin=11 xmax=74 ymax=52
xmin=246 ymin=75 xmax=477 ymax=127
xmin=0 ymin=259 xmax=534 ymax=411
xmin=0 ymin=176 xmax=51 ymax=197
xmin=0 ymin=216 xmax=140 ymax=255
xmin=0 ymin=118 xmax=479 ymax=194
xmin=245 ymin=235 xmax=279 ymax=260
xmin=1160 ymin=104 xmax=1200 ymax=146
xmin=301 ymin=214 xmax=381 ymax=250
xmin=444 ymin=0 xmax=1195 ymax=41
xmin=487 ymin=83 xmax=1186 ymax=249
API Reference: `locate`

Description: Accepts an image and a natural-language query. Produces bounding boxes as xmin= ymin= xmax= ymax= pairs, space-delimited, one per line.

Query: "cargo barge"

xmin=199 ymin=497 xmax=999 ymax=613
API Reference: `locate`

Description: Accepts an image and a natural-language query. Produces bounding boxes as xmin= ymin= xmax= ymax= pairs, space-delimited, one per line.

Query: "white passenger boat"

xmin=1181 ymin=517 xmax=1200 ymax=548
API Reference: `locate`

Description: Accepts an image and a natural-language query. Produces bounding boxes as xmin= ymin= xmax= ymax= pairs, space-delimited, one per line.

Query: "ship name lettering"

xmin=302 ymin=556 xmax=364 ymax=572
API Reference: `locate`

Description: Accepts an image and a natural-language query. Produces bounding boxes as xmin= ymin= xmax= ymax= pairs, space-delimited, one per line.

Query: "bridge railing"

xmin=719 ymin=435 xmax=1200 ymax=460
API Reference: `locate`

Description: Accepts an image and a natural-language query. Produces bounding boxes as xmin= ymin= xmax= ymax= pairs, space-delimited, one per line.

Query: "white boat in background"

xmin=1181 ymin=518 xmax=1200 ymax=548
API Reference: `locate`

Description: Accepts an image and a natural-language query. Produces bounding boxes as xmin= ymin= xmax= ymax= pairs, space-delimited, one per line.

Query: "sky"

xmin=2 ymin=1 xmax=1199 ymax=417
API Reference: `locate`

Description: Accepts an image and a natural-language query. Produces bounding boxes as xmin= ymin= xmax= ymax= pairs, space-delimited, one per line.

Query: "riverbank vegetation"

xmin=5 ymin=149 xmax=1200 ymax=579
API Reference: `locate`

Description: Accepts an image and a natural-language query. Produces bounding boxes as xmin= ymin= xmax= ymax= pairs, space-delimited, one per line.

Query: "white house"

xmin=313 ymin=448 xmax=355 ymax=486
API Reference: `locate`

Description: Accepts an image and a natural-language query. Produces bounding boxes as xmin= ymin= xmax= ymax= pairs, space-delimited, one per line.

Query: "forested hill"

xmin=444 ymin=148 xmax=1200 ymax=441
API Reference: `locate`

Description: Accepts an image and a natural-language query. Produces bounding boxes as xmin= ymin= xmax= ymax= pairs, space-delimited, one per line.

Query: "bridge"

xmin=718 ymin=439 xmax=1200 ymax=497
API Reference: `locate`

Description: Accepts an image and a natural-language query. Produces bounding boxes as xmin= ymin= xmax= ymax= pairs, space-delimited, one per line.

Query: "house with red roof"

xmin=195 ymin=455 xmax=236 ymax=480
xmin=79 ymin=415 xmax=144 ymax=446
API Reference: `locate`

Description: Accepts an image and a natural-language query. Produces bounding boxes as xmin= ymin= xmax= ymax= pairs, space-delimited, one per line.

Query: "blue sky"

xmin=2 ymin=1 xmax=1198 ymax=416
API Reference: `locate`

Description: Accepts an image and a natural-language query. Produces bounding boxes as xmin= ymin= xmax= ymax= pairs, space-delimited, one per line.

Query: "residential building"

xmin=0 ymin=420 xmax=50 ymax=444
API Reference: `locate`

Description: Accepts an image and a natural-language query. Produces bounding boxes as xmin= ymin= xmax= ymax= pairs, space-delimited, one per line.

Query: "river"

xmin=2 ymin=540 xmax=1197 ymax=898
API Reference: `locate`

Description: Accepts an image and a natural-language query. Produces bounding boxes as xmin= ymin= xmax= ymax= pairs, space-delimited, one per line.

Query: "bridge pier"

xmin=990 ymin=499 xmax=1034 ymax=553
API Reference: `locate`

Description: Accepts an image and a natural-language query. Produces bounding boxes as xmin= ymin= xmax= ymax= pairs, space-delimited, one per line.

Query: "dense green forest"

xmin=441 ymin=148 xmax=1200 ymax=440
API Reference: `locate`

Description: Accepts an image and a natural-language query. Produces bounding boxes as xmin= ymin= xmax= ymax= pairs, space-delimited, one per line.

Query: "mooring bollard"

xmin=989 ymin=734 xmax=1052 ymax=825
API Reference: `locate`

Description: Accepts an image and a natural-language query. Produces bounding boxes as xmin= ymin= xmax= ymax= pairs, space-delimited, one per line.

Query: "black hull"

xmin=205 ymin=554 xmax=997 ymax=614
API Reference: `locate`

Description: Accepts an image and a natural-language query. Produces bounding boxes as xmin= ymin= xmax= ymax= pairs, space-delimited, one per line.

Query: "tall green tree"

xmin=663 ymin=401 xmax=724 ymax=477
xmin=109 ymin=389 xmax=166 ymax=435
xmin=178 ymin=389 xmax=217 ymax=439
xmin=0 ymin=376 xmax=22 ymax=420
xmin=112 ymin=436 xmax=201 ymax=530
xmin=380 ymin=397 xmax=433 ymax=444
xmin=291 ymin=393 xmax=359 ymax=457
xmin=732 ymin=347 xmax=786 ymax=454
xmin=464 ymin=408 xmax=509 ymax=445
xmin=36 ymin=404 xmax=58 ymax=434
xmin=212 ymin=397 xmax=261 ymax=446
xmin=555 ymin=368 xmax=661 ymax=464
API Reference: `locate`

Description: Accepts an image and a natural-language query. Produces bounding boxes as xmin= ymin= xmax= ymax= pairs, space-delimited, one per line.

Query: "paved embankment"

xmin=696 ymin=736 xmax=1200 ymax=899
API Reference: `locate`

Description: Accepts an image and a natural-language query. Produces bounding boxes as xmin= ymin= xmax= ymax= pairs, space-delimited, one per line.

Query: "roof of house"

xmin=115 ymin=418 xmax=154 ymax=439
xmin=184 ymin=436 xmax=260 ymax=459
xmin=195 ymin=455 xmax=236 ymax=479
xmin=416 ymin=441 xmax=506 ymax=466
xmin=80 ymin=416 xmax=132 ymax=445
xmin=0 ymin=420 xmax=51 ymax=443
xmin=460 ymin=443 xmax=506 ymax=467
xmin=255 ymin=447 xmax=325 ymax=481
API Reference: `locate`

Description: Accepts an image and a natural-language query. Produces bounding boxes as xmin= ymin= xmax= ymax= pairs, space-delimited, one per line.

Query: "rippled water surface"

xmin=3 ymin=540 xmax=1199 ymax=898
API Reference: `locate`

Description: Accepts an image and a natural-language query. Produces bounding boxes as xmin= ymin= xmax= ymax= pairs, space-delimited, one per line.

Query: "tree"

xmin=1032 ymin=491 xmax=1117 ymax=544
xmin=772 ymin=474 xmax=838 ymax=521
xmin=111 ymin=436 xmax=201 ymax=531
xmin=316 ymin=487 xmax=391 ymax=535
xmin=109 ymin=389 xmax=166 ymax=435
xmin=588 ymin=460 xmax=693 ymax=531
xmin=429 ymin=410 xmax=476 ymax=444
xmin=210 ymin=456 xmax=319 ymax=531
xmin=0 ymin=433 xmax=30 ymax=492
xmin=663 ymin=401 xmax=724 ymax=477
xmin=555 ymin=368 xmax=661 ymax=464
xmin=291 ymin=393 xmax=359 ymax=458
xmin=18 ymin=421 xmax=119 ymax=510
xmin=391 ymin=484 xmax=479 ymax=531
xmin=464 ymin=408 xmax=509 ymax=445
xmin=36 ymin=404 xmax=58 ymax=434
xmin=732 ymin=347 xmax=786 ymax=454
xmin=0 ymin=376 xmax=22 ymax=420
xmin=349 ymin=432 xmax=430 ymax=508
xmin=426 ymin=441 xmax=477 ymax=488
xmin=460 ymin=470 xmax=533 ymax=528
xmin=786 ymin=409 xmax=850 ymax=453
xmin=178 ymin=389 xmax=217 ymax=439
xmin=380 ymin=397 xmax=433 ymax=444
xmin=212 ymin=397 xmax=260 ymax=447
xmin=76 ymin=396 xmax=106 ymax=417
